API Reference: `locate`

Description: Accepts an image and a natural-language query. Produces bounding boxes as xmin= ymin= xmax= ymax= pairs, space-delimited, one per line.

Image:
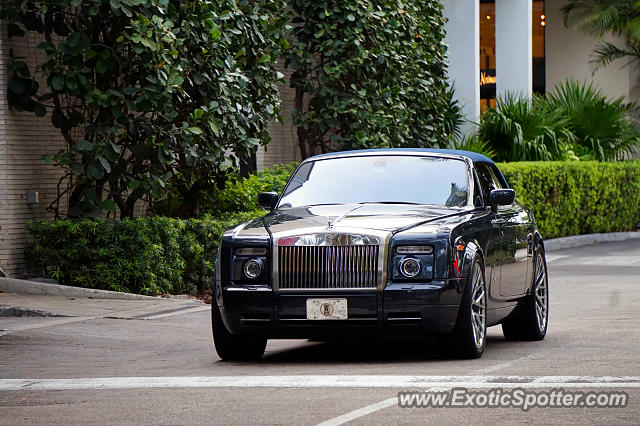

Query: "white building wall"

xmin=545 ymin=0 xmax=635 ymax=101
xmin=443 ymin=0 xmax=480 ymax=134
xmin=496 ymin=0 xmax=532 ymax=99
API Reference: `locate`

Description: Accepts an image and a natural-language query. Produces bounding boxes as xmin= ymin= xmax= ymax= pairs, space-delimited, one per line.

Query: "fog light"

xmin=400 ymin=258 xmax=421 ymax=278
xmin=243 ymin=258 xmax=263 ymax=279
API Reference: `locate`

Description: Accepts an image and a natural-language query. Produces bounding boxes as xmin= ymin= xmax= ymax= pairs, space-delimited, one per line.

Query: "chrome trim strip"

xmin=278 ymin=233 xmax=381 ymax=246
xmin=225 ymin=287 xmax=272 ymax=292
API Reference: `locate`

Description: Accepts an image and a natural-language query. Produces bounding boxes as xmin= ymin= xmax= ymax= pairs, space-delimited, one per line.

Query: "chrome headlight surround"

xmin=399 ymin=258 xmax=421 ymax=278
xmin=242 ymin=258 xmax=264 ymax=280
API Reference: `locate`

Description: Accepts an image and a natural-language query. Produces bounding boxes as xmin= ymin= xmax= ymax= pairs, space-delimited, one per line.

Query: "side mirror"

xmin=258 ymin=192 xmax=278 ymax=211
xmin=489 ymin=189 xmax=515 ymax=211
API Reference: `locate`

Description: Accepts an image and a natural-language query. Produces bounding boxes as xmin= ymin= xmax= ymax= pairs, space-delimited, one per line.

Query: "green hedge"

xmin=26 ymin=212 xmax=261 ymax=295
xmin=500 ymin=161 xmax=640 ymax=238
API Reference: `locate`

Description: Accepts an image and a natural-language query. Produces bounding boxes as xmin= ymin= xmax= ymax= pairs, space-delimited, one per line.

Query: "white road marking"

xmin=0 ymin=375 xmax=639 ymax=392
xmin=472 ymin=354 xmax=539 ymax=375
xmin=316 ymin=387 xmax=446 ymax=426
xmin=316 ymin=396 xmax=398 ymax=426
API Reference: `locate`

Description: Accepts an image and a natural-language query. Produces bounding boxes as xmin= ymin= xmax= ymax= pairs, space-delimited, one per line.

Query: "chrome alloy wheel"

xmin=534 ymin=252 xmax=548 ymax=331
xmin=470 ymin=262 xmax=486 ymax=350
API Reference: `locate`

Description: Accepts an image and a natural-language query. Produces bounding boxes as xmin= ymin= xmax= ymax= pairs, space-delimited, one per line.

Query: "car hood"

xmin=255 ymin=204 xmax=469 ymax=236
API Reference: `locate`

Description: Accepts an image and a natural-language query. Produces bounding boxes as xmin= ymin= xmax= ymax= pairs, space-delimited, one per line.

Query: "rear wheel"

xmin=502 ymin=245 xmax=549 ymax=341
xmin=438 ymin=256 xmax=487 ymax=359
xmin=211 ymin=303 xmax=267 ymax=361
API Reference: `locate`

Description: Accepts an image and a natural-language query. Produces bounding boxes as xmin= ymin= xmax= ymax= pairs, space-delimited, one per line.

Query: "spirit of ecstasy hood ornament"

xmin=326 ymin=217 xmax=334 ymax=231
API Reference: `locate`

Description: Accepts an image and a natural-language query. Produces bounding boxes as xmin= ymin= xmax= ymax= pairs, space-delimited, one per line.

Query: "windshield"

xmin=278 ymin=155 xmax=469 ymax=209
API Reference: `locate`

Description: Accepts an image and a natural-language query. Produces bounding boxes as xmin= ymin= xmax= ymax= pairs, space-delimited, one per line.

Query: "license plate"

xmin=306 ymin=298 xmax=348 ymax=320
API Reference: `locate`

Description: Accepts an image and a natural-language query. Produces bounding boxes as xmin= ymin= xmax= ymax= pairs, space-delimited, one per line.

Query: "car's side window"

xmin=487 ymin=166 xmax=505 ymax=191
xmin=489 ymin=164 xmax=508 ymax=188
xmin=475 ymin=163 xmax=498 ymax=207
xmin=472 ymin=170 xmax=484 ymax=207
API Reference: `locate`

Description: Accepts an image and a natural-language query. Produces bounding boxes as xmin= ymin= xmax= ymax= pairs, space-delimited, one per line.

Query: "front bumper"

xmin=215 ymin=280 xmax=464 ymax=338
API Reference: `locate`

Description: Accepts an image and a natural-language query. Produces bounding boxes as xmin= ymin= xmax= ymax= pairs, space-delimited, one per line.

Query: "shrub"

xmin=204 ymin=163 xmax=298 ymax=215
xmin=545 ymin=80 xmax=639 ymax=160
xmin=26 ymin=211 xmax=261 ymax=295
xmin=478 ymin=81 xmax=640 ymax=162
xmin=500 ymin=161 xmax=640 ymax=238
xmin=478 ymin=95 xmax=575 ymax=162
xmin=2 ymin=0 xmax=288 ymax=218
xmin=286 ymin=0 xmax=457 ymax=157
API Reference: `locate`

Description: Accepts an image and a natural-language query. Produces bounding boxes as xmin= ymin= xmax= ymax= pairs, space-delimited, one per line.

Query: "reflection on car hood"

xmin=257 ymin=204 xmax=469 ymax=235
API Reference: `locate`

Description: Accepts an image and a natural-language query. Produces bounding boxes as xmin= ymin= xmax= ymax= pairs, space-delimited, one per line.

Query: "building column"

xmin=496 ymin=0 xmax=532 ymax=99
xmin=443 ymin=0 xmax=480 ymax=135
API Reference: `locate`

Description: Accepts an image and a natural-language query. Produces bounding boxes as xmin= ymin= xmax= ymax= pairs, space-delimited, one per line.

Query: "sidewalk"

xmin=0 ymin=291 xmax=207 ymax=337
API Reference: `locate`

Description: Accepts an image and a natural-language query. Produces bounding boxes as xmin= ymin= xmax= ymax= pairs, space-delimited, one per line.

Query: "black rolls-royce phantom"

xmin=212 ymin=149 xmax=549 ymax=359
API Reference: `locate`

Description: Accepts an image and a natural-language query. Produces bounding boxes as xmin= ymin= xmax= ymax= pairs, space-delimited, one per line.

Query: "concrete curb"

xmin=0 ymin=277 xmax=159 ymax=300
xmin=545 ymin=231 xmax=640 ymax=252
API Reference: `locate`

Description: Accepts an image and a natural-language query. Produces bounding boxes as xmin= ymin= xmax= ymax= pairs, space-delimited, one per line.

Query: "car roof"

xmin=306 ymin=148 xmax=496 ymax=165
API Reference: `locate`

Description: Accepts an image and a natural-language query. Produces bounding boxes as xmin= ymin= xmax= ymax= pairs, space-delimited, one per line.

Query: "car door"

xmin=488 ymin=165 xmax=530 ymax=297
xmin=473 ymin=164 xmax=505 ymax=298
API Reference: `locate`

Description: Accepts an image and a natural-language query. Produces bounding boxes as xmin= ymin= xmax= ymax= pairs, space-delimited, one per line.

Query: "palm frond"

xmin=478 ymin=94 xmax=574 ymax=162
xmin=448 ymin=135 xmax=496 ymax=160
xmin=546 ymin=79 xmax=640 ymax=160
xmin=591 ymin=41 xmax=634 ymax=70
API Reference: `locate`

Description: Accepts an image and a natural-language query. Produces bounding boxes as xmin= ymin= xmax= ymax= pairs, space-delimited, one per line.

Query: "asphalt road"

xmin=1 ymin=240 xmax=639 ymax=425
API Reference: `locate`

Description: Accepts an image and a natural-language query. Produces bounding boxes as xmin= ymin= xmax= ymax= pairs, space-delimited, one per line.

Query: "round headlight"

xmin=243 ymin=258 xmax=263 ymax=279
xmin=400 ymin=258 xmax=421 ymax=278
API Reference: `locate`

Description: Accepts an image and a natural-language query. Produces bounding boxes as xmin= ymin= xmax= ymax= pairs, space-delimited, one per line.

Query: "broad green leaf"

xmin=73 ymin=140 xmax=94 ymax=153
xmin=187 ymin=127 xmax=203 ymax=135
xmin=51 ymin=75 xmax=64 ymax=91
xmin=99 ymin=199 xmax=117 ymax=212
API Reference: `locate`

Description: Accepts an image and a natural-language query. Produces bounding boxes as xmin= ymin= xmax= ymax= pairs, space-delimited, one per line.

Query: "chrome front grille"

xmin=278 ymin=245 xmax=379 ymax=289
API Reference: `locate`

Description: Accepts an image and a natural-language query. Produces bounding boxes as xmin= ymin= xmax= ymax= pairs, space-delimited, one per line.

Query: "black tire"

xmin=211 ymin=303 xmax=267 ymax=361
xmin=438 ymin=255 xmax=487 ymax=359
xmin=502 ymin=245 xmax=549 ymax=341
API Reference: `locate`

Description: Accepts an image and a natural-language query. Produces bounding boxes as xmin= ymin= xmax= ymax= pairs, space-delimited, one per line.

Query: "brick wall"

xmin=0 ymin=24 xmax=69 ymax=277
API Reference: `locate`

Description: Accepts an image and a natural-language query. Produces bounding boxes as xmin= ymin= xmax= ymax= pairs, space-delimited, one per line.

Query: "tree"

xmin=2 ymin=0 xmax=288 ymax=218
xmin=285 ymin=0 xmax=459 ymax=158
xmin=561 ymin=0 xmax=640 ymax=74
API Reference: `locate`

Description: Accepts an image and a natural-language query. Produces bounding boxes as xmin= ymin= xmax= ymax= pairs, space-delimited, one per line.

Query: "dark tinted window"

xmin=475 ymin=163 xmax=503 ymax=206
xmin=279 ymin=156 xmax=469 ymax=208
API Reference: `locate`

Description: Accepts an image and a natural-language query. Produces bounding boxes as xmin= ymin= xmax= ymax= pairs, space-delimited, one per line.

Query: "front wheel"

xmin=211 ymin=303 xmax=267 ymax=361
xmin=438 ymin=256 xmax=487 ymax=359
xmin=502 ymin=245 xmax=549 ymax=341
